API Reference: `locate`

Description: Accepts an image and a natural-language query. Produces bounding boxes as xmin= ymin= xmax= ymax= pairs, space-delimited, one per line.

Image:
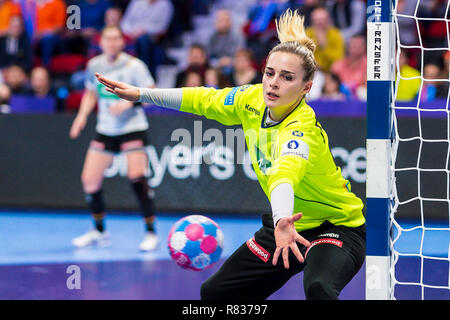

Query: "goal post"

xmin=366 ymin=0 xmax=395 ymax=300
xmin=367 ymin=0 xmax=450 ymax=300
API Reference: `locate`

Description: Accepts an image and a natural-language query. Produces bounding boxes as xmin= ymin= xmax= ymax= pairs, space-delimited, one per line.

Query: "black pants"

xmin=201 ymin=214 xmax=365 ymax=300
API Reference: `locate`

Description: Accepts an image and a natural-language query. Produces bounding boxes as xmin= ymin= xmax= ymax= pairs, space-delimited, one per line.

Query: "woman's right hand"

xmin=95 ymin=73 xmax=140 ymax=102
xmin=272 ymin=212 xmax=310 ymax=269
xmin=69 ymin=115 xmax=87 ymax=139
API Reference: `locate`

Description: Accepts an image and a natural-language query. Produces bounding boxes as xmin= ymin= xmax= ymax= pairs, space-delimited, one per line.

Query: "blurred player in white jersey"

xmin=69 ymin=26 xmax=158 ymax=251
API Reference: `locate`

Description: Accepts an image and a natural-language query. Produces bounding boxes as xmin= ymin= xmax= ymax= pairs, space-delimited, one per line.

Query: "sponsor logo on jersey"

xmin=224 ymin=85 xmax=251 ymax=105
xmin=280 ymin=140 xmax=309 ymax=160
xmin=244 ymin=104 xmax=260 ymax=116
xmin=288 ymin=140 xmax=299 ymax=149
xmin=292 ymin=130 xmax=303 ymax=137
xmin=246 ymin=237 xmax=270 ymax=262
xmin=239 ymin=84 xmax=251 ymax=92
xmin=224 ymin=87 xmax=239 ymax=105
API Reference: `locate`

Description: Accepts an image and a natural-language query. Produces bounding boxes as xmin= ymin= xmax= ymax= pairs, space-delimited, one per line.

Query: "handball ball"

xmin=168 ymin=215 xmax=224 ymax=271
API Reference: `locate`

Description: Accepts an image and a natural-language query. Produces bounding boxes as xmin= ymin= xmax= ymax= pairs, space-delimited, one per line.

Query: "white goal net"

xmin=390 ymin=0 xmax=450 ymax=300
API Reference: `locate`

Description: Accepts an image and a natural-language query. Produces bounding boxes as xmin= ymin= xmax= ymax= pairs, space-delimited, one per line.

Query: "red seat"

xmin=49 ymin=54 xmax=87 ymax=74
xmin=64 ymin=90 xmax=84 ymax=111
xmin=65 ymin=90 xmax=98 ymax=112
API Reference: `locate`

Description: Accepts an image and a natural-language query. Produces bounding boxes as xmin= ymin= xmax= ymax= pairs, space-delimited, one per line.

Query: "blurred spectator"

xmin=227 ymin=48 xmax=262 ymax=87
xmin=420 ymin=62 xmax=448 ymax=102
xmin=330 ymin=34 xmax=366 ymax=99
xmin=120 ymin=0 xmax=174 ymax=77
xmin=168 ymin=0 xmax=194 ymax=46
xmin=306 ymin=7 xmax=344 ymax=72
xmin=355 ymin=83 xmax=367 ymax=101
xmin=27 ymin=65 xmax=64 ymax=110
xmin=183 ymin=70 xmax=204 ymax=87
xmin=19 ymin=0 xmax=67 ymax=67
xmin=80 ymin=0 xmax=111 ymax=34
xmin=307 ymin=70 xmax=325 ymax=100
xmin=0 ymin=14 xmax=32 ymax=72
xmin=297 ymin=0 xmax=323 ymax=28
xmin=328 ymin=0 xmax=365 ymax=44
xmin=4 ymin=64 xmax=28 ymax=94
xmin=0 ymin=64 xmax=29 ymax=104
xmin=396 ymin=0 xmax=420 ymax=68
xmin=0 ymin=0 xmax=21 ymax=37
xmin=0 ymin=87 xmax=9 ymax=108
xmin=87 ymin=6 xmax=136 ymax=59
xmin=208 ymin=9 xmax=245 ymax=69
xmin=193 ymin=0 xmax=213 ymax=15
xmin=245 ymin=1 xmax=292 ymax=37
xmin=61 ymin=0 xmax=111 ymax=55
xmin=243 ymin=1 xmax=280 ymax=66
xmin=442 ymin=51 xmax=450 ymax=79
xmin=397 ymin=0 xmax=419 ymax=47
xmin=320 ymin=72 xmax=346 ymax=101
xmin=72 ymin=6 xmax=135 ymax=91
xmin=175 ymin=43 xmax=209 ymax=87
xmin=104 ymin=5 xmax=124 ymax=27
xmin=242 ymin=0 xmax=306 ymax=64
xmin=0 ymin=71 xmax=8 ymax=105
xmin=396 ymin=50 xmax=421 ymax=102
xmin=110 ymin=0 xmax=131 ymax=12
xmin=418 ymin=0 xmax=450 ymax=65
xmin=28 ymin=66 xmax=53 ymax=97
xmin=205 ymin=67 xmax=232 ymax=89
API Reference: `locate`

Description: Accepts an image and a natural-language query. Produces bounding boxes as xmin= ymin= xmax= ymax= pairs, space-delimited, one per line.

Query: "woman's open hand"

xmin=95 ymin=73 xmax=140 ymax=102
xmin=272 ymin=212 xmax=311 ymax=269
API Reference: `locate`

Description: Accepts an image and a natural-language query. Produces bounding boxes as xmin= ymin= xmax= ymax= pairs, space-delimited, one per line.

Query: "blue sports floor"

xmin=0 ymin=210 xmax=448 ymax=300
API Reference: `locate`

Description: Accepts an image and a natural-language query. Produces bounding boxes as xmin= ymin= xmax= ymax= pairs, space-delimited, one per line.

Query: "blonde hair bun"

xmin=276 ymin=9 xmax=316 ymax=53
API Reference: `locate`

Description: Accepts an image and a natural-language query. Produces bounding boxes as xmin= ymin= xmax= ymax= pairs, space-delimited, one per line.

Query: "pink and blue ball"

xmin=168 ymin=215 xmax=224 ymax=271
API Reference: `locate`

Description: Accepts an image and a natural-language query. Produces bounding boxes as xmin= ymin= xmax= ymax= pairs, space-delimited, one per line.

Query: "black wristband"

xmin=133 ymin=102 xmax=142 ymax=108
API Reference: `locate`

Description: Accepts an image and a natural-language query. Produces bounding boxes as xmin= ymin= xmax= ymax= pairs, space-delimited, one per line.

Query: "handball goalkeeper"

xmin=95 ymin=9 xmax=366 ymax=300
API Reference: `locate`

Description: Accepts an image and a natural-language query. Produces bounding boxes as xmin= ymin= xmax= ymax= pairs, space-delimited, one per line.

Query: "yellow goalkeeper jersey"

xmin=180 ymin=84 xmax=365 ymax=231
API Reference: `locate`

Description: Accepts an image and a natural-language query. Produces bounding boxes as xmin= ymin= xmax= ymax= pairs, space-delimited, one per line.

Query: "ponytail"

xmin=276 ymin=9 xmax=316 ymax=53
xmin=269 ymin=9 xmax=317 ymax=82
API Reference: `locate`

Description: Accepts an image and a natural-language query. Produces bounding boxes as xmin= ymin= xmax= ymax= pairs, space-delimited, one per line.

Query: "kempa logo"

xmin=244 ymin=104 xmax=260 ymax=116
